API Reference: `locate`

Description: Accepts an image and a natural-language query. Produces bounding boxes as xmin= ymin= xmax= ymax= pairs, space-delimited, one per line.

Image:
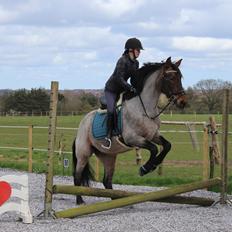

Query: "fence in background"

xmin=0 ymin=117 xmax=230 ymax=180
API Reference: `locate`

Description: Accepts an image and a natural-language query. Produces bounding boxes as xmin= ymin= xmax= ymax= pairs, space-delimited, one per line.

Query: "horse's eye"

xmin=168 ymin=75 xmax=175 ymax=81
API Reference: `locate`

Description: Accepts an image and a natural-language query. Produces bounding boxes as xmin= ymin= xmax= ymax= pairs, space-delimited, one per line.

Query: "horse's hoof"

xmin=76 ymin=201 xmax=86 ymax=206
xmin=76 ymin=198 xmax=85 ymax=205
xmin=125 ymin=205 xmax=134 ymax=210
xmin=139 ymin=166 xmax=148 ymax=176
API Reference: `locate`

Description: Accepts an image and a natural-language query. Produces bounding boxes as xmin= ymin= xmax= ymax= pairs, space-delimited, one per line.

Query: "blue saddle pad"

xmin=92 ymin=109 xmax=122 ymax=139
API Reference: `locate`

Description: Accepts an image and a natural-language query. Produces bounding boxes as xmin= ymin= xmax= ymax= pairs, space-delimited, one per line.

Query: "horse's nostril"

xmin=181 ymin=101 xmax=186 ymax=108
xmin=177 ymin=99 xmax=186 ymax=109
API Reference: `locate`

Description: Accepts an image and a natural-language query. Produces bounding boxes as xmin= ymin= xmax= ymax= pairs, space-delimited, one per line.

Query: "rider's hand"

xmin=130 ymin=86 xmax=137 ymax=94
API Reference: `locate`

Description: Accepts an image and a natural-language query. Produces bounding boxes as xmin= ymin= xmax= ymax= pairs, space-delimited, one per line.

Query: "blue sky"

xmin=0 ymin=0 xmax=232 ymax=90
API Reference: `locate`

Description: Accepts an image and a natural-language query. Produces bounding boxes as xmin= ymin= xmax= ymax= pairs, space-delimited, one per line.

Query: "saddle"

xmin=92 ymin=108 xmax=123 ymax=140
xmin=93 ymin=92 xmax=136 ymax=140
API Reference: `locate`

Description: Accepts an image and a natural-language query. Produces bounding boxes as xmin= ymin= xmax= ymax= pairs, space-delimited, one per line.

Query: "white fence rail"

xmin=0 ymin=123 xmax=231 ymax=174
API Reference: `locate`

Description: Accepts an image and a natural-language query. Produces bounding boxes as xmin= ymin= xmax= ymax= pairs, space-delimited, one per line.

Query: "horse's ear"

xmin=166 ymin=57 xmax=172 ymax=65
xmin=175 ymin=59 xmax=182 ymax=67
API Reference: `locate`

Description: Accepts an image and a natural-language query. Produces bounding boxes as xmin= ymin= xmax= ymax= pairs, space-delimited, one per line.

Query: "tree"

xmin=0 ymin=91 xmax=11 ymax=112
xmin=3 ymin=88 xmax=50 ymax=114
xmin=78 ymin=93 xmax=99 ymax=113
xmin=57 ymin=93 xmax=65 ymax=113
xmin=29 ymin=88 xmax=50 ymax=113
xmin=193 ymin=79 xmax=232 ymax=113
xmin=4 ymin=89 xmax=28 ymax=112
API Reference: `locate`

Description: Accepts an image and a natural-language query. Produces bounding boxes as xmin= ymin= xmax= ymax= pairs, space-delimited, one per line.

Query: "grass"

xmin=0 ymin=114 xmax=231 ymax=193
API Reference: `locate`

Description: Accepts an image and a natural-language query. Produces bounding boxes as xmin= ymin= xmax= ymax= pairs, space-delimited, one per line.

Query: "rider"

xmin=102 ymin=37 xmax=144 ymax=149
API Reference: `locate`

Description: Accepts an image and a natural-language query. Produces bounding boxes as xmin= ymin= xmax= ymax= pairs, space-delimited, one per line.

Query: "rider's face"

xmin=134 ymin=49 xmax=141 ymax=58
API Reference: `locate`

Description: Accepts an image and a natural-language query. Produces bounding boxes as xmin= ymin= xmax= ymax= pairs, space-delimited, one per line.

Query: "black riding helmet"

xmin=125 ymin=37 xmax=144 ymax=50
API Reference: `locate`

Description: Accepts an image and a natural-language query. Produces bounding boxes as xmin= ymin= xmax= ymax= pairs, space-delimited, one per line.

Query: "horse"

xmin=72 ymin=57 xmax=187 ymax=204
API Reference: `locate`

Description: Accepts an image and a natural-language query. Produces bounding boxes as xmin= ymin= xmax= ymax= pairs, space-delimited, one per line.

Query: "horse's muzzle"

xmin=175 ymin=93 xmax=187 ymax=109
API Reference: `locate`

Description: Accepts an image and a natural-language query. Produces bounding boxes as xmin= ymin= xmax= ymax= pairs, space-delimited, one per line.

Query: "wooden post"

xmin=44 ymin=81 xmax=59 ymax=218
xmin=54 ymin=178 xmax=221 ymax=219
xmin=157 ymin=146 xmax=163 ymax=175
xmin=209 ymin=147 xmax=215 ymax=179
xmin=186 ymin=123 xmax=199 ymax=151
xmin=157 ymin=165 xmax=163 ymax=176
xmin=202 ymin=124 xmax=209 ymax=180
xmin=95 ymin=155 xmax=99 ymax=181
xmin=135 ymin=148 xmax=142 ymax=165
xmin=209 ymin=116 xmax=221 ymax=164
xmin=28 ymin=125 xmax=33 ymax=173
xmin=220 ymin=89 xmax=229 ymax=204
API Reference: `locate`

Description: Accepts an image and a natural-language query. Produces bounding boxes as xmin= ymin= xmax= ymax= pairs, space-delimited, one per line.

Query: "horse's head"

xmin=160 ymin=57 xmax=187 ymax=109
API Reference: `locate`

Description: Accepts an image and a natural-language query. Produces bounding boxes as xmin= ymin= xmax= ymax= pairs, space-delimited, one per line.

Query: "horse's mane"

xmin=130 ymin=62 xmax=164 ymax=93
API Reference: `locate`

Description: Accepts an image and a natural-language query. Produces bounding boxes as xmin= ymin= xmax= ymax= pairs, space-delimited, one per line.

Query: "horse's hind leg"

xmin=73 ymin=140 xmax=94 ymax=205
xmin=96 ymin=153 xmax=117 ymax=189
xmin=74 ymin=157 xmax=89 ymax=204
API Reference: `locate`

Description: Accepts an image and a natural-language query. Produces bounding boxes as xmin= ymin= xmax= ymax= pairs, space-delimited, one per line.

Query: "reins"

xmin=138 ymin=94 xmax=176 ymax=120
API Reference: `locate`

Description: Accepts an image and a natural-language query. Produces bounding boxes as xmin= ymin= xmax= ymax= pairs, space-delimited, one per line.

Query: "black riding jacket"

xmin=105 ymin=54 xmax=139 ymax=94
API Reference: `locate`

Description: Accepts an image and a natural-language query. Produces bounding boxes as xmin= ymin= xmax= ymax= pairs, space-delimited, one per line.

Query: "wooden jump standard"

xmin=54 ymin=178 xmax=221 ymax=219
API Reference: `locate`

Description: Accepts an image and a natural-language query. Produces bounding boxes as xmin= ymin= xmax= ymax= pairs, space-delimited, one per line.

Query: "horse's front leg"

xmin=125 ymin=136 xmax=159 ymax=176
xmin=152 ymin=135 xmax=171 ymax=166
xmin=138 ymin=140 xmax=159 ymax=176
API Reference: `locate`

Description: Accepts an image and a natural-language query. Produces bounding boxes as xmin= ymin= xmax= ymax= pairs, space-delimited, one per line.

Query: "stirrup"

xmin=101 ymin=137 xmax=112 ymax=150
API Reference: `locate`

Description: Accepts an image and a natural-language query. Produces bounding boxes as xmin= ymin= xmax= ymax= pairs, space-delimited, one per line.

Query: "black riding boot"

xmin=101 ymin=113 xmax=114 ymax=149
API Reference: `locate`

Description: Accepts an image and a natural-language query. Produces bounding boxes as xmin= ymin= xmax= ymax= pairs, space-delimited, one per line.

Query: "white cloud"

xmin=53 ymin=54 xmax=64 ymax=65
xmin=0 ymin=0 xmax=41 ymax=23
xmin=170 ymin=8 xmax=200 ymax=29
xmin=93 ymin=0 xmax=144 ymax=17
xmin=0 ymin=6 xmax=18 ymax=23
xmin=172 ymin=36 xmax=232 ymax=52
xmin=0 ymin=0 xmax=232 ymax=89
xmin=0 ymin=25 xmax=124 ymax=49
xmin=82 ymin=51 xmax=97 ymax=61
xmin=137 ymin=21 xmax=160 ymax=30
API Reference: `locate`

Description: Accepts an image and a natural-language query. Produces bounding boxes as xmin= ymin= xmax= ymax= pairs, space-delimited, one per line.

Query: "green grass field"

xmin=0 ymin=114 xmax=231 ymax=193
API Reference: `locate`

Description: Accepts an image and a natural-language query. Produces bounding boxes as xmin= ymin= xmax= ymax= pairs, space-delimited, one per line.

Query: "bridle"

xmin=138 ymin=68 xmax=185 ymax=120
xmin=162 ymin=70 xmax=185 ymax=97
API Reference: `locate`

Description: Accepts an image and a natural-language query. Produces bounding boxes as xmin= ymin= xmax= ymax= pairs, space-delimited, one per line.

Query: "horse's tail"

xmin=72 ymin=139 xmax=77 ymax=176
xmin=72 ymin=139 xmax=95 ymax=186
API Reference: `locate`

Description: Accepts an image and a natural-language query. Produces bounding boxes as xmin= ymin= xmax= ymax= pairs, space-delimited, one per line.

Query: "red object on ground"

xmin=0 ymin=181 xmax=12 ymax=206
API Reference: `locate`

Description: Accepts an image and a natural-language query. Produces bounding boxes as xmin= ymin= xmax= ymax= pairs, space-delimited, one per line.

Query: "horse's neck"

xmin=140 ymin=71 xmax=161 ymax=114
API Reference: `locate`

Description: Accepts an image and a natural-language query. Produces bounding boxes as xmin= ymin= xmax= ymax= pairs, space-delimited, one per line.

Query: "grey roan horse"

xmin=72 ymin=57 xmax=187 ymax=204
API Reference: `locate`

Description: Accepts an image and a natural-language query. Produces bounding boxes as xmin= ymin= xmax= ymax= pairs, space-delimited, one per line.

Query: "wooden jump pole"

xmin=54 ymin=177 xmax=221 ymax=219
xmin=44 ymin=81 xmax=59 ymax=218
xmin=53 ymin=184 xmax=215 ymax=207
xmin=220 ymin=89 xmax=230 ymax=204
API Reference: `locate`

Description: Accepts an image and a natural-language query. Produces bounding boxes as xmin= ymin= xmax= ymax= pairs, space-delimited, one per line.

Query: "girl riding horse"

xmin=102 ymin=37 xmax=143 ymax=149
xmin=72 ymin=56 xmax=187 ymax=205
